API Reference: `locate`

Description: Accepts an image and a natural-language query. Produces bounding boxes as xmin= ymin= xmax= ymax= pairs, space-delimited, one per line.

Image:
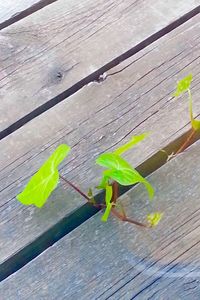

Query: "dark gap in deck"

xmin=0 ymin=0 xmax=58 ymax=30
xmin=0 ymin=129 xmax=200 ymax=282
xmin=0 ymin=5 xmax=199 ymax=141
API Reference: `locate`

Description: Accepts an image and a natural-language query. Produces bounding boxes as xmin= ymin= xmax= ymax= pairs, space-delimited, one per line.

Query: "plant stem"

xmin=60 ymin=175 xmax=148 ymax=227
xmin=176 ymin=128 xmax=195 ymax=155
xmin=111 ymin=207 xmax=148 ymax=228
xmin=60 ymin=175 xmax=91 ymax=201
xmin=111 ymin=181 xmax=119 ymax=203
xmin=60 ymin=174 xmax=107 ymax=209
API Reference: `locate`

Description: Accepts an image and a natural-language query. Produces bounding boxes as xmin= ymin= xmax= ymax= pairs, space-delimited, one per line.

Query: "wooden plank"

xmin=0 ymin=0 xmax=57 ymax=29
xmin=0 ymin=15 xmax=200 ymax=267
xmin=1 ymin=139 xmax=200 ymax=299
xmin=0 ymin=0 xmax=199 ymax=131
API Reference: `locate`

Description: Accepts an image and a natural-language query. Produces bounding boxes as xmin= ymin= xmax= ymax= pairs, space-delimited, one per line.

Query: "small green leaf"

xmin=114 ymin=133 xmax=150 ymax=156
xmin=96 ymin=153 xmax=154 ymax=199
xmin=17 ymin=144 xmax=70 ymax=207
xmin=96 ymin=174 xmax=110 ymax=190
xmin=147 ymin=212 xmax=163 ymax=227
xmin=173 ymin=74 xmax=192 ymax=97
xmin=189 ymin=90 xmax=200 ymax=131
xmin=101 ymin=185 xmax=113 ymax=222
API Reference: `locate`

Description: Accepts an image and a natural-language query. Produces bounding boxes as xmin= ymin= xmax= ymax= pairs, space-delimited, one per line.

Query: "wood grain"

xmin=0 ymin=0 xmax=57 ymax=29
xmin=0 ymin=0 xmax=199 ymax=130
xmin=1 ymin=139 xmax=200 ymax=299
xmin=0 ymin=15 xmax=200 ymax=266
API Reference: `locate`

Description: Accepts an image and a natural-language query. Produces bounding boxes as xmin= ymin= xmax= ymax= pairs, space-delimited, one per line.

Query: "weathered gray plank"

xmin=1 ymin=139 xmax=200 ymax=299
xmin=0 ymin=0 xmax=199 ymax=130
xmin=0 ymin=0 xmax=57 ymax=29
xmin=0 ymin=15 xmax=200 ymax=266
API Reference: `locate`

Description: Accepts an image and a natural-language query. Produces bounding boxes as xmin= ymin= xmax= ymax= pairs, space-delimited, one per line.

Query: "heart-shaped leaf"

xmin=173 ymin=74 xmax=192 ymax=97
xmin=96 ymin=153 xmax=154 ymax=199
xmin=17 ymin=144 xmax=70 ymax=207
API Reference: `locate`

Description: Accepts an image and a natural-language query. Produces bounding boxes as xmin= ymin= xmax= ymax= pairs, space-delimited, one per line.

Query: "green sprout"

xmin=173 ymin=74 xmax=200 ymax=154
xmin=147 ymin=212 xmax=163 ymax=227
xmin=95 ymin=133 xmax=162 ymax=226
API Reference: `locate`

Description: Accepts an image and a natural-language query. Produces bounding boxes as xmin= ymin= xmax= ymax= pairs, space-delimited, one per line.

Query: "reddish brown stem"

xmin=176 ymin=129 xmax=195 ymax=155
xmin=60 ymin=175 xmax=148 ymax=227
xmin=60 ymin=175 xmax=106 ymax=209
xmin=111 ymin=181 xmax=119 ymax=203
xmin=60 ymin=175 xmax=91 ymax=201
xmin=111 ymin=207 xmax=148 ymax=228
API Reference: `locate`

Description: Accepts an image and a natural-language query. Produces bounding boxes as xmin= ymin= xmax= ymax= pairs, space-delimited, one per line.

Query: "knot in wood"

xmin=56 ymin=71 xmax=63 ymax=80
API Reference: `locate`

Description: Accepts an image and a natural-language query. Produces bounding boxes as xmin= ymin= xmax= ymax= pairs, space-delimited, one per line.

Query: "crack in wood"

xmin=0 ymin=0 xmax=58 ymax=30
xmin=0 ymin=128 xmax=200 ymax=282
xmin=0 ymin=5 xmax=199 ymax=141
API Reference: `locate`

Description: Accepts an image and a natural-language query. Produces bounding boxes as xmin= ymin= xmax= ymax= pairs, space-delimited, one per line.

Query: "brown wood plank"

xmin=0 ymin=15 xmax=200 ymax=267
xmin=0 ymin=0 xmax=199 ymax=131
xmin=0 ymin=0 xmax=57 ymax=29
xmin=1 ymin=139 xmax=200 ymax=299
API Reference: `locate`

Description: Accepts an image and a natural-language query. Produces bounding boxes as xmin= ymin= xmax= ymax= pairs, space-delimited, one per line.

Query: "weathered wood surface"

xmin=0 ymin=15 xmax=200 ymax=266
xmin=1 ymin=140 xmax=200 ymax=299
xmin=0 ymin=0 xmax=57 ymax=29
xmin=0 ymin=0 xmax=199 ymax=130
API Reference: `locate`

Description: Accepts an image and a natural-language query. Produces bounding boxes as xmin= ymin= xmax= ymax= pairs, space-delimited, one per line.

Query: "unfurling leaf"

xmin=173 ymin=74 xmax=192 ymax=97
xmin=114 ymin=133 xmax=150 ymax=156
xmin=147 ymin=212 xmax=163 ymax=227
xmin=101 ymin=185 xmax=113 ymax=222
xmin=17 ymin=144 xmax=70 ymax=208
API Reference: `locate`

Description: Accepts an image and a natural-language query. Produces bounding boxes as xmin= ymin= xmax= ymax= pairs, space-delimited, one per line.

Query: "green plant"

xmin=95 ymin=133 xmax=154 ymax=222
xmin=17 ymin=144 xmax=70 ymax=207
xmin=16 ymin=74 xmax=200 ymax=229
xmin=173 ymin=74 xmax=200 ymax=154
xmin=17 ymin=134 xmax=162 ymax=228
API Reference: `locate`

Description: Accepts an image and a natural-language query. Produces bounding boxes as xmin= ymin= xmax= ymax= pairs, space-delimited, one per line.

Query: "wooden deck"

xmin=0 ymin=1 xmax=200 ymax=299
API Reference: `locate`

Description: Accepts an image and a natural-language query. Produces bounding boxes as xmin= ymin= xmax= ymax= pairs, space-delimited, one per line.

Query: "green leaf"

xmin=114 ymin=133 xmax=150 ymax=156
xmin=17 ymin=144 xmax=70 ymax=208
xmin=96 ymin=153 xmax=154 ymax=199
xmin=96 ymin=152 xmax=133 ymax=171
xmin=147 ymin=212 xmax=163 ymax=227
xmin=105 ymin=169 xmax=154 ymax=199
xmin=173 ymin=74 xmax=193 ymax=97
xmin=188 ymin=90 xmax=200 ymax=131
xmin=101 ymin=185 xmax=113 ymax=222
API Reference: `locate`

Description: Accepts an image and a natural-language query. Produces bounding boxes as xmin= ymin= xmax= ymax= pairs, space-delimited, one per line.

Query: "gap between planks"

xmin=0 ymin=128 xmax=200 ymax=282
xmin=1 ymin=139 xmax=200 ymax=299
xmin=1 ymin=13 xmax=200 ymax=284
xmin=0 ymin=4 xmax=200 ymax=140
xmin=0 ymin=0 xmax=58 ymax=30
